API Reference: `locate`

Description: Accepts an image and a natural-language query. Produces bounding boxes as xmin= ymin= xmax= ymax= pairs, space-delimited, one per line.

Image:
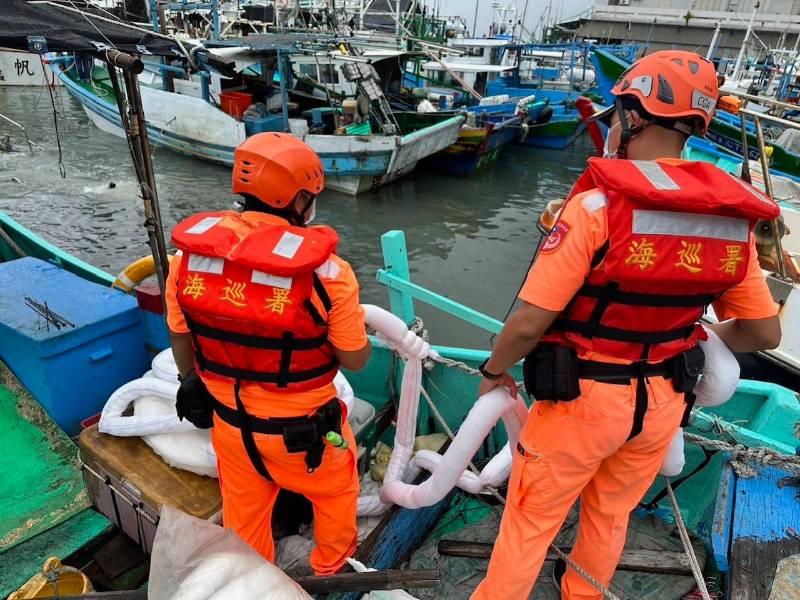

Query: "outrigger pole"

xmin=104 ymin=49 xmax=171 ymax=306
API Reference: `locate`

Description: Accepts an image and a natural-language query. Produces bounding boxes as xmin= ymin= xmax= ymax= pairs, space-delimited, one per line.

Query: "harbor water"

xmin=0 ymin=85 xmax=593 ymax=348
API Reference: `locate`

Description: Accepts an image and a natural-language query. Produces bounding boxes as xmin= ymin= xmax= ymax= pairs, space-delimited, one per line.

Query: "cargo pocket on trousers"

xmin=509 ymin=442 xmax=554 ymax=512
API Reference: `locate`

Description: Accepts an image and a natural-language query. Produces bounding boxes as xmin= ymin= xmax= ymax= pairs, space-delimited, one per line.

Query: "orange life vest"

xmin=542 ymin=158 xmax=780 ymax=362
xmin=172 ymin=210 xmax=340 ymax=392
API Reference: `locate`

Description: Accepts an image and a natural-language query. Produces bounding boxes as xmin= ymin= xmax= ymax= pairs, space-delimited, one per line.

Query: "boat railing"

xmin=723 ymin=90 xmax=800 ymax=282
xmin=376 ymin=230 xmax=502 ymax=335
xmin=376 ymin=231 xmax=800 ymax=456
xmin=723 ymin=89 xmax=799 ymax=113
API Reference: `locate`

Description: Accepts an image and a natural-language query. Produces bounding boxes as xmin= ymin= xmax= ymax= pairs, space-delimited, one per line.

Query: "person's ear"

xmin=628 ymin=109 xmax=647 ymax=129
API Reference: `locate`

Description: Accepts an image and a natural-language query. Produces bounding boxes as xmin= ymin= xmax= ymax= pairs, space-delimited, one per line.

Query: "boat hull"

xmin=421 ymin=115 xmax=522 ymax=176
xmin=521 ymin=116 xmax=585 ymax=149
xmin=705 ymin=112 xmax=800 ymax=177
xmin=55 ymin=63 xmax=463 ymax=195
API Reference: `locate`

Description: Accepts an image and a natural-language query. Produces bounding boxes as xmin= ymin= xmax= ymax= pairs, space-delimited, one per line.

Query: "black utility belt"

xmin=523 ymin=343 xmax=705 ymax=402
xmin=213 ymin=397 xmax=342 ymax=455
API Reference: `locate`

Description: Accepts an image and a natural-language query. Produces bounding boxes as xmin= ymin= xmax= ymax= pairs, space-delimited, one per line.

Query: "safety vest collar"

xmin=585 ymin=158 xmax=780 ymax=222
xmin=172 ymin=211 xmax=339 ymax=277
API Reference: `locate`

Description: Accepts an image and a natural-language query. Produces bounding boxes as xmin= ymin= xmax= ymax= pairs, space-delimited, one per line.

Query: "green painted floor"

xmin=0 ymin=362 xmax=111 ymax=596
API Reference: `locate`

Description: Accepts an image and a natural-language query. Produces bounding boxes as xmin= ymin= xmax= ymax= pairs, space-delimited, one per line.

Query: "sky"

xmin=429 ymin=0 xmax=593 ymax=40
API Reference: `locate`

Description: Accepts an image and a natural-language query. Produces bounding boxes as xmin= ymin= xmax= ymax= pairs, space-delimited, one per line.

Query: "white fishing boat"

xmin=50 ymin=37 xmax=463 ymax=195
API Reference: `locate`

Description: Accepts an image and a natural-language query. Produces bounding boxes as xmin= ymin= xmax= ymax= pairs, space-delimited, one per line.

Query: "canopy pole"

xmin=104 ymin=50 xmax=170 ymax=303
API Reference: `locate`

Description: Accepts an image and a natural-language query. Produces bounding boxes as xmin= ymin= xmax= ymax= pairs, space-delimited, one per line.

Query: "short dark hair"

xmin=238 ymin=194 xmax=304 ymax=226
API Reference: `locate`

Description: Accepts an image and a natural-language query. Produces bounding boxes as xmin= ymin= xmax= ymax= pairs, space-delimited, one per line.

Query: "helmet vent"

xmin=240 ymin=177 xmax=249 ymax=183
xmin=671 ymin=58 xmax=683 ymax=66
xmin=621 ymin=79 xmax=630 ymax=91
xmin=241 ymin=169 xmax=251 ymax=175
xmin=657 ymin=74 xmax=674 ymax=104
xmin=688 ymin=61 xmax=699 ymax=74
xmin=243 ymin=160 xmax=253 ymax=166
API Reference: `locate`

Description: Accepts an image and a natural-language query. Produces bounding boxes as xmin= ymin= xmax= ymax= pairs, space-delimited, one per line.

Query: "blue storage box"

xmin=243 ymin=114 xmax=285 ymax=136
xmin=0 ymin=258 xmax=149 ymax=435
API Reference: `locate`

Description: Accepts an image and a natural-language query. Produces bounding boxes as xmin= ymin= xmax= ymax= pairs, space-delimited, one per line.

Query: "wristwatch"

xmin=479 ymin=358 xmax=503 ymax=380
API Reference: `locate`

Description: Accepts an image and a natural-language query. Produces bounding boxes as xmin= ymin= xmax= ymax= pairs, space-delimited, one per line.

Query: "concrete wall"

xmin=577 ymin=20 xmax=800 ymax=58
xmin=596 ymin=0 xmax=800 ymax=13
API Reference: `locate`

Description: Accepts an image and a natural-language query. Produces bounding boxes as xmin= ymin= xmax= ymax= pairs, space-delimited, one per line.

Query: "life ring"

xmin=112 ymin=255 xmax=172 ymax=293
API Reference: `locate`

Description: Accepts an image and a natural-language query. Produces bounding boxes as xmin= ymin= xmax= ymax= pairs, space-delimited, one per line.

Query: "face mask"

xmin=603 ymin=120 xmax=622 ymax=158
xmin=304 ymin=199 xmax=316 ymax=224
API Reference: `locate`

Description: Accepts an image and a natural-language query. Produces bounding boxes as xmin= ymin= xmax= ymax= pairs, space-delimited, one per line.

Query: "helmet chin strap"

xmin=613 ymin=96 xmax=646 ymax=159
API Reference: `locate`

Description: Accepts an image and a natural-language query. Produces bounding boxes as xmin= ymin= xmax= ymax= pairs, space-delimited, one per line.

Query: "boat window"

xmin=298 ymin=63 xmax=318 ymax=79
xmin=320 ymin=65 xmax=339 ymax=84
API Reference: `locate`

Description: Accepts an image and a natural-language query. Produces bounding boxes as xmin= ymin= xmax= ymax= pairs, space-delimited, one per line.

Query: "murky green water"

xmin=0 ymin=85 xmax=593 ymax=348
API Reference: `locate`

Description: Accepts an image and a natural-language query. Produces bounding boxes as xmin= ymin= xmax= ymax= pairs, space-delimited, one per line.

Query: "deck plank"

xmin=729 ymin=465 xmax=800 ymax=600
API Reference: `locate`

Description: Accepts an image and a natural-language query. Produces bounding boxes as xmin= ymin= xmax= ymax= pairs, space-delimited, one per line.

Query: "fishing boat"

xmin=392 ymin=103 xmax=531 ymax=176
xmin=704 ymin=108 xmax=800 ymax=178
xmin=2 ymin=210 xmax=800 ymax=598
xmin=50 ymin=39 xmax=464 ymax=196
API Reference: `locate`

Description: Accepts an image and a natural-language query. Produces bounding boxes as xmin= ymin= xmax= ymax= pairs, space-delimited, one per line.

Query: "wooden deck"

xmin=714 ymin=462 xmax=800 ymax=599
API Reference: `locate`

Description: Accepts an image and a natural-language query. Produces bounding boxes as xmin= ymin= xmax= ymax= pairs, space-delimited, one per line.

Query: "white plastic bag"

xmin=345 ymin=558 xmax=419 ymax=600
xmin=149 ymin=506 xmax=311 ymax=600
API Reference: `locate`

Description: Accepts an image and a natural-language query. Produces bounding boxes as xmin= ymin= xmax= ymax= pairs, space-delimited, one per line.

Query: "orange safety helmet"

xmin=232 ymin=132 xmax=324 ymax=209
xmin=592 ymin=50 xmax=719 ymax=136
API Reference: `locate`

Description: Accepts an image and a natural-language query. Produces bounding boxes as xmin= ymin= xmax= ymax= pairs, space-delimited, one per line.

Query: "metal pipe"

xmin=753 ymin=114 xmax=789 ymax=280
xmin=723 ymin=89 xmax=799 ymax=112
xmin=740 ymin=106 xmax=800 ymax=129
xmin=706 ymin=21 xmax=721 ymax=60
xmin=124 ymin=68 xmax=170 ymax=297
xmin=739 ymin=110 xmax=752 ymax=184
xmin=732 ymin=2 xmax=760 ymax=83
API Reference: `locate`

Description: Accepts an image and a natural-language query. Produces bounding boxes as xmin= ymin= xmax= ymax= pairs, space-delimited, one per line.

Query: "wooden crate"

xmin=78 ymin=425 xmax=221 ymax=553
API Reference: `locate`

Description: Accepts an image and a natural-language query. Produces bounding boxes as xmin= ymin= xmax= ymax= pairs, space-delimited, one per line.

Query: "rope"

xmin=400 ymin=321 xmax=626 ymax=599
xmin=39 ymin=55 xmax=66 ymax=178
xmin=664 ymin=477 xmax=712 ymax=600
xmin=420 ymin=383 xmax=622 ymax=598
xmin=548 ymin=543 xmax=627 ymax=600
xmin=684 ymin=432 xmax=800 ymax=477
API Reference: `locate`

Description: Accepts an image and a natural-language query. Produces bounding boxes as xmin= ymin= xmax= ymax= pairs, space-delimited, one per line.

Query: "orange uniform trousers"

xmin=211 ymin=411 xmax=360 ymax=576
xmin=471 ymin=376 xmax=685 ymax=600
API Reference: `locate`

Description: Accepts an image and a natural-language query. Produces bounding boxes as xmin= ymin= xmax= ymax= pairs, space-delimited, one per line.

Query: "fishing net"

xmin=407 ymin=494 xmax=707 ymax=600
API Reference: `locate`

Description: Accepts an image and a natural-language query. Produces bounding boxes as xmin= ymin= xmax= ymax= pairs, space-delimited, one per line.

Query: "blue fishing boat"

xmin=396 ymin=101 xmax=537 ymax=176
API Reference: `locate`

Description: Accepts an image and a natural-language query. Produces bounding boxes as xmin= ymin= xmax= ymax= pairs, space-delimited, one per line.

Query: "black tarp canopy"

xmin=0 ymin=0 xmax=186 ymax=57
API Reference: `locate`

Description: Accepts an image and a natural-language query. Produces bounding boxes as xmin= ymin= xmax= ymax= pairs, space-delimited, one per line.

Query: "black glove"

xmin=176 ymin=369 xmax=215 ymax=429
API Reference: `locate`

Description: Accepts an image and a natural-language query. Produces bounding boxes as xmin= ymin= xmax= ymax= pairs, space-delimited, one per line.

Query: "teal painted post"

xmin=380 ymin=231 xmax=416 ymax=324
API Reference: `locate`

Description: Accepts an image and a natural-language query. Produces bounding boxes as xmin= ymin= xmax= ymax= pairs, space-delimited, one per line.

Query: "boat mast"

xmin=733 ymin=1 xmax=760 ymax=83
xmin=706 ymin=21 xmax=722 ymax=61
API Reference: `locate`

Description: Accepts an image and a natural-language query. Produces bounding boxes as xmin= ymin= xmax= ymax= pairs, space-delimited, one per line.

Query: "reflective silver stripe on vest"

xmin=632 ymin=161 xmax=680 ymax=191
xmin=188 ymin=254 xmax=224 ymax=274
xmin=632 ymin=210 xmax=749 ymax=242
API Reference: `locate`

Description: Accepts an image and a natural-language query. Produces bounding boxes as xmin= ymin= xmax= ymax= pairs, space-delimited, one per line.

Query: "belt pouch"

xmin=523 ymin=344 xmax=580 ymax=401
xmin=282 ymin=421 xmax=319 ymax=453
xmin=672 ymin=345 xmax=706 ymax=393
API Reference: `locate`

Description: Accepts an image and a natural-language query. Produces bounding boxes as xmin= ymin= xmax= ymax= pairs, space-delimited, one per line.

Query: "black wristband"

xmin=479 ymin=359 xmax=503 ymax=380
